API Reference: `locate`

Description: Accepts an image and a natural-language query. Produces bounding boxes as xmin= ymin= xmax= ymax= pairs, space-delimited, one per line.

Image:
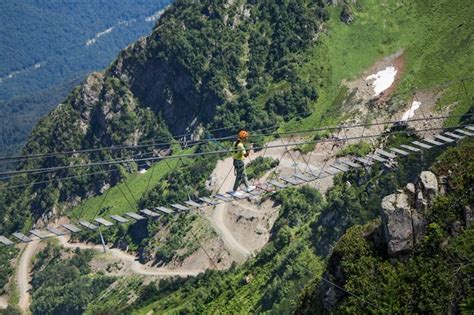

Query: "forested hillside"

xmin=0 ymin=0 xmax=473 ymax=313
xmin=0 ymin=0 xmax=325 ymax=235
xmin=0 ymin=0 xmax=172 ymax=157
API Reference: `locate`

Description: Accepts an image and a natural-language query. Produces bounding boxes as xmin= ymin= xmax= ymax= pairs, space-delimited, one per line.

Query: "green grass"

xmin=282 ymin=0 xmax=474 ymax=132
xmin=207 ymin=248 xmax=323 ymax=313
xmin=70 ymin=149 xmax=193 ymax=221
xmin=336 ymin=141 xmax=372 ymax=157
xmin=132 ymin=246 xmax=324 ymax=315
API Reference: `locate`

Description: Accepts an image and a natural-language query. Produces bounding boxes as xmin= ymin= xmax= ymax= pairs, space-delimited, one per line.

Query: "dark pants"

xmin=233 ymin=159 xmax=249 ymax=191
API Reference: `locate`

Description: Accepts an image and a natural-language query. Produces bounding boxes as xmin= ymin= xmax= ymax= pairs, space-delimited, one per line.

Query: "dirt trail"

xmin=10 ymin=236 xmax=200 ymax=313
xmin=205 ymin=139 xmax=340 ymax=263
xmin=57 ymin=236 xmax=203 ymax=277
xmin=18 ymin=240 xmax=40 ymax=313
xmin=11 ymin=236 xmax=203 ymax=314
xmin=210 ymin=158 xmax=252 ymax=262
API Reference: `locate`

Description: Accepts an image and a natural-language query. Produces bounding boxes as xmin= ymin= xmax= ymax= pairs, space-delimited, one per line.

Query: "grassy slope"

xmin=283 ymin=0 xmax=473 ymax=131
xmin=136 ymin=250 xmax=323 ymax=315
xmin=69 ymin=151 xmax=191 ymax=221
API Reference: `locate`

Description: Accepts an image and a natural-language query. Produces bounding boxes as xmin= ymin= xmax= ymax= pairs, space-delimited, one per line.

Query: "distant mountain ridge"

xmin=0 ymin=0 xmax=172 ymax=156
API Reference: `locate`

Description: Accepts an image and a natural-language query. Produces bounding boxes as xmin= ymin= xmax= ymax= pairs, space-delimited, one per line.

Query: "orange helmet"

xmin=238 ymin=130 xmax=249 ymax=139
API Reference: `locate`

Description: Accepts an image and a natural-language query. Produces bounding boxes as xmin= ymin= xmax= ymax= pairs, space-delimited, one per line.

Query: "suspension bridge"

xmin=1 ymin=121 xmax=472 ymax=247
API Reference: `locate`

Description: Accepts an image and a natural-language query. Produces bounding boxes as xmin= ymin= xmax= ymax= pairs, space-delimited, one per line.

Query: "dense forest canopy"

xmin=0 ymin=0 xmax=172 ymax=157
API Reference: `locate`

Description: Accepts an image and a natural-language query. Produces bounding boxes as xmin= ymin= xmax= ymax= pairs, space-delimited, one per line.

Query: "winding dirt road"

xmin=13 ymin=236 xmax=205 ymax=313
xmin=11 ymin=138 xmax=343 ymax=313
xmin=18 ymin=240 xmax=40 ymax=313
xmin=57 ymin=236 xmax=203 ymax=277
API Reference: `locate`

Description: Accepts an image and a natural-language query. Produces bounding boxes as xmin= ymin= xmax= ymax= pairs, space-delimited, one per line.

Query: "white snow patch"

xmin=145 ymin=10 xmax=164 ymax=22
xmin=86 ymin=27 xmax=114 ymax=46
xmin=118 ymin=19 xmax=136 ymax=27
xmin=365 ymin=66 xmax=397 ymax=96
xmin=401 ymin=101 xmax=421 ymax=121
xmin=0 ymin=62 xmax=46 ymax=84
xmin=1 ymin=71 xmax=19 ymax=82
xmin=139 ymin=169 xmax=147 ymax=174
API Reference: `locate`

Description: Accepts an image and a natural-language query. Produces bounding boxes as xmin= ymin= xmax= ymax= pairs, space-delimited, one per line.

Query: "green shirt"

xmin=232 ymin=141 xmax=246 ymax=160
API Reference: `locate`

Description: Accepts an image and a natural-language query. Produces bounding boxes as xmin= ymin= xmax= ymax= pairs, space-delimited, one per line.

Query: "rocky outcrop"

xmin=381 ymin=193 xmax=415 ymax=255
xmin=305 ymin=158 xmax=472 ymax=314
xmin=316 ymin=253 xmax=348 ymax=312
xmin=419 ymin=171 xmax=438 ymax=204
xmin=380 ymin=171 xmax=439 ymax=257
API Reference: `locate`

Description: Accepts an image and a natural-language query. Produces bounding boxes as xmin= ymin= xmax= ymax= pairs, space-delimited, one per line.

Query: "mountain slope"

xmin=1 ymin=0 xmax=473 ymax=313
xmin=0 ymin=0 xmax=325 ymax=234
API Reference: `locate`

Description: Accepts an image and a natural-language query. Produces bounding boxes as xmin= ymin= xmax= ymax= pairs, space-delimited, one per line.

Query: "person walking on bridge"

xmin=230 ymin=130 xmax=255 ymax=197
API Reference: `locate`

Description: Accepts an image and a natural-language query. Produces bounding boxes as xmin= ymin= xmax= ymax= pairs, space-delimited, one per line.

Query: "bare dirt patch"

xmin=343 ymin=50 xmax=405 ymax=108
xmin=224 ymin=198 xmax=281 ymax=256
xmin=334 ymin=49 xmax=453 ymax=144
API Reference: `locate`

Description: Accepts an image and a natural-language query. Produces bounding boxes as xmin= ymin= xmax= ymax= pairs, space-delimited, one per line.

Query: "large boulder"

xmin=411 ymin=209 xmax=426 ymax=244
xmin=419 ymin=171 xmax=438 ymax=204
xmin=380 ymin=171 xmax=440 ymax=256
xmin=415 ymin=190 xmax=426 ymax=212
xmin=439 ymin=175 xmax=449 ymax=195
xmin=381 ymin=193 xmax=414 ymax=256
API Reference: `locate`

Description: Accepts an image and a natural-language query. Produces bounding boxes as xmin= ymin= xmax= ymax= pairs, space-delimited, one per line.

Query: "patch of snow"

xmin=145 ymin=10 xmax=164 ymax=22
xmin=401 ymin=101 xmax=421 ymax=121
xmin=86 ymin=27 xmax=114 ymax=46
xmin=118 ymin=19 xmax=136 ymax=27
xmin=139 ymin=169 xmax=147 ymax=174
xmin=0 ymin=62 xmax=46 ymax=84
xmin=0 ymin=70 xmax=20 ymax=83
xmin=365 ymin=66 xmax=397 ymax=96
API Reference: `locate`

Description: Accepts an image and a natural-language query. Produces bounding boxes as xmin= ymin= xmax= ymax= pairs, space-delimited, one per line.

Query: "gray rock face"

xmin=411 ymin=210 xmax=426 ymax=244
xmin=380 ymin=171 xmax=441 ymax=256
xmin=381 ymin=193 xmax=414 ymax=255
xmin=452 ymin=221 xmax=462 ymax=237
xmin=321 ymin=279 xmax=337 ymax=311
xmin=416 ymin=190 xmax=426 ymax=212
xmin=405 ymin=183 xmax=416 ymax=204
xmin=419 ymin=171 xmax=438 ymax=204
xmin=319 ymin=269 xmax=346 ymax=312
